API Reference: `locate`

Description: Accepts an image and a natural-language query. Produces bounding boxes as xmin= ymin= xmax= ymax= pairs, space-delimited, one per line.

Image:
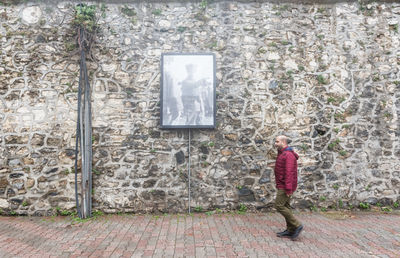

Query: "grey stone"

xmin=8 ymin=159 xmax=21 ymax=166
xmin=295 ymin=200 xmax=314 ymax=209
xmin=45 ymin=168 xmax=58 ymax=174
xmin=244 ymin=178 xmax=255 ymax=186
xmin=143 ymin=179 xmax=157 ymax=188
xmin=361 ymin=86 xmax=376 ymax=98
xmin=391 ymin=179 xmax=399 ymax=188
xmin=325 ymin=172 xmax=338 ymax=182
xmin=371 ymin=170 xmax=382 ymax=178
xmin=31 ymin=134 xmax=45 ymax=146
xmin=365 ymin=197 xmax=378 ymax=205
xmin=259 ymin=169 xmax=271 ymax=184
xmin=360 ymin=102 xmax=374 ymax=116
xmin=356 ymin=126 xmax=369 ymax=140
xmin=199 ymin=146 xmax=209 ymax=154
xmin=22 ymin=6 xmax=42 ymax=24
xmin=10 ymin=198 xmax=23 ymax=204
xmin=35 ymin=35 xmax=46 ymax=43
xmin=314 ymin=125 xmax=329 ymax=136
xmin=312 ymin=171 xmax=324 ymax=181
xmin=238 ymin=187 xmax=255 ymax=202
xmin=175 ymin=151 xmax=185 ymax=164
xmin=46 ymin=138 xmax=61 ymax=146
xmin=12 ymin=179 xmax=24 ymax=189
xmin=0 ymin=199 xmax=9 ymax=209
xmin=321 ymin=162 xmax=332 ymax=169
xmin=5 ymin=135 xmax=29 ymax=145
xmin=259 ymin=177 xmax=270 ymax=184
xmin=7 ymin=188 xmax=16 ymax=197
xmin=377 ymin=198 xmax=392 ymax=206
xmin=151 ymin=190 xmax=166 ymax=201
xmin=303 ymin=166 xmax=318 ymax=172
xmin=9 ymin=173 xmax=24 ymax=179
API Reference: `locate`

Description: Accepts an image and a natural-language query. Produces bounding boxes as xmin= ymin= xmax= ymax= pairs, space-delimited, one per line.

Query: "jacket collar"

xmin=278 ymin=146 xmax=292 ymax=154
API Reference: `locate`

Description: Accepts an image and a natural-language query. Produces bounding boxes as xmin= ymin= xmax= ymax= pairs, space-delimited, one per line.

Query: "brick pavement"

xmin=0 ymin=211 xmax=399 ymax=257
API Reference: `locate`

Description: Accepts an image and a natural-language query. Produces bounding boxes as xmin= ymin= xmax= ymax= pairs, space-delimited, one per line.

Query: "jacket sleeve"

xmin=284 ymin=153 xmax=297 ymax=195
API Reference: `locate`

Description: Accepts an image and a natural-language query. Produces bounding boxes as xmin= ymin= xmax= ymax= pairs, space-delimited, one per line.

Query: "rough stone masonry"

xmin=0 ymin=0 xmax=399 ymax=215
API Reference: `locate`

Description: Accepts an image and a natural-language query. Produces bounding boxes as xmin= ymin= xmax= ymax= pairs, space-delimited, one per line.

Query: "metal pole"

xmin=82 ymin=49 xmax=92 ymax=218
xmin=78 ymin=35 xmax=92 ymax=219
xmin=79 ymin=49 xmax=86 ymax=218
xmin=188 ymin=128 xmax=191 ymax=214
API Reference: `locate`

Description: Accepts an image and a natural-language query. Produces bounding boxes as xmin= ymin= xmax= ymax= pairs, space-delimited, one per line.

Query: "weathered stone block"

xmin=9 ymin=173 xmax=24 ymax=179
xmin=238 ymin=187 xmax=255 ymax=202
xmin=221 ymin=149 xmax=233 ymax=156
xmin=243 ymin=178 xmax=255 ymax=186
xmin=224 ymin=134 xmax=238 ymax=141
xmin=7 ymin=188 xmax=16 ymax=197
xmin=259 ymin=171 xmax=271 ymax=184
xmin=151 ymin=190 xmax=166 ymax=201
xmin=31 ymin=134 xmax=45 ymax=146
xmin=0 ymin=177 xmax=9 ymax=188
xmin=46 ymin=138 xmax=61 ymax=146
xmin=295 ymin=199 xmax=313 ymax=209
xmin=26 ymin=178 xmax=35 ymax=188
xmin=143 ymin=179 xmax=157 ymax=188
xmin=5 ymin=135 xmax=29 ymax=145
xmin=175 ymin=151 xmax=185 ymax=164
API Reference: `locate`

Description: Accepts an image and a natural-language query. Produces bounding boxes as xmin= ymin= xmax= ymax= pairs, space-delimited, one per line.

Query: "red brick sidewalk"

xmin=0 ymin=211 xmax=399 ymax=257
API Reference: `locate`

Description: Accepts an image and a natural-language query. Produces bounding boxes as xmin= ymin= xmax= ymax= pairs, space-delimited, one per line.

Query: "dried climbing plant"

xmin=71 ymin=3 xmax=99 ymax=219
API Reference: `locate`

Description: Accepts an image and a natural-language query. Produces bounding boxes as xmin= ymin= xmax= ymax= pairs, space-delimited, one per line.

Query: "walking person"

xmin=274 ymin=135 xmax=303 ymax=240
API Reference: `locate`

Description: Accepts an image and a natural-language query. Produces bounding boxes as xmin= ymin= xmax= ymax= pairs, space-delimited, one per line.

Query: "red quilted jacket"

xmin=274 ymin=147 xmax=299 ymax=195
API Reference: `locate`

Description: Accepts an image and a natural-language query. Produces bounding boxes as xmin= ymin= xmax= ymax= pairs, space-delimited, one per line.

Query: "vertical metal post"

xmin=188 ymin=128 xmax=191 ymax=214
xmin=79 ymin=49 xmax=86 ymax=218
xmin=78 ymin=46 xmax=92 ymax=219
xmin=83 ymin=50 xmax=92 ymax=218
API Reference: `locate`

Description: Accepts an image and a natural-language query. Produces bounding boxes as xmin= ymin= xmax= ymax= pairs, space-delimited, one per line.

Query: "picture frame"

xmin=160 ymin=53 xmax=216 ymax=129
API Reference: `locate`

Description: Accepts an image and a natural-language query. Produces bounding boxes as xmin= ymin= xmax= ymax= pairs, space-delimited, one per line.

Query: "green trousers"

xmin=274 ymin=189 xmax=301 ymax=232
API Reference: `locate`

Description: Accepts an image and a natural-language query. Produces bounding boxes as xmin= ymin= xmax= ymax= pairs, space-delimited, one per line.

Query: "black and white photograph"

xmin=160 ymin=53 xmax=216 ymax=129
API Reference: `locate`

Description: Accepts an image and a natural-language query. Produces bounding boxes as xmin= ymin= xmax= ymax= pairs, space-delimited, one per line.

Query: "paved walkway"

xmin=0 ymin=211 xmax=399 ymax=257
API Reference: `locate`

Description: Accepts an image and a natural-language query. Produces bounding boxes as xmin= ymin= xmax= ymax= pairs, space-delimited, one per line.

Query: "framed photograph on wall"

xmin=160 ymin=53 xmax=216 ymax=129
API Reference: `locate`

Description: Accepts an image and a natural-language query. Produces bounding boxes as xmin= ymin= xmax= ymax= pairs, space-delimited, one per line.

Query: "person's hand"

xmin=286 ymin=193 xmax=291 ymax=197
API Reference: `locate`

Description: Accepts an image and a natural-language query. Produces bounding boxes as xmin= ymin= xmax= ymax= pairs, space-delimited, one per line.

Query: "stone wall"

xmin=0 ymin=0 xmax=399 ymax=215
